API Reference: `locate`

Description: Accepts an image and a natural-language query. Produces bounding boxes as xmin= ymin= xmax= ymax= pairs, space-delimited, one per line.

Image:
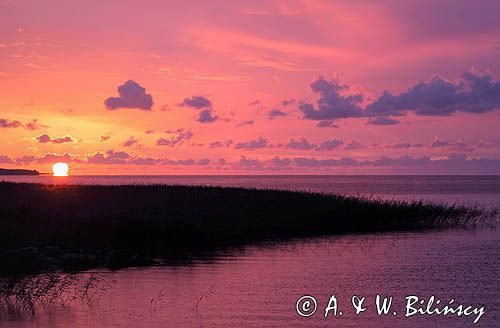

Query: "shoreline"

xmin=0 ymin=182 xmax=496 ymax=276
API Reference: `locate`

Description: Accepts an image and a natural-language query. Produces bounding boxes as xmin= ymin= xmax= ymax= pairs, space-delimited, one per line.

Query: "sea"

xmin=0 ymin=175 xmax=499 ymax=327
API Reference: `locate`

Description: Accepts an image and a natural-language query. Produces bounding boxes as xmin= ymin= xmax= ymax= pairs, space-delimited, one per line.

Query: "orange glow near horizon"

xmin=52 ymin=162 xmax=69 ymax=176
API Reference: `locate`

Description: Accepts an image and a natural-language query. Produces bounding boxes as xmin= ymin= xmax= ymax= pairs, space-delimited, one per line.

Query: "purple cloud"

xmin=36 ymin=134 xmax=74 ymax=144
xmin=104 ymin=80 xmax=153 ymax=110
xmin=367 ymin=117 xmax=399 ymax=125
xmin=317 ymin=139 xmax=344 ymax=150
xmin=299 ymin=77 xmax=364 ymax=120
xmin=235 ymin=137 xmax=269 ymax=150
xmin=156 ymin=129 xmax=193 ymax=147
xmin=365 ymin=71 xmax=500 ymax=116
xmin=197 ymin=109 xmax=218 ymax=123
xmin=0 ymin=155 xmax=14 ymax=164
xmin=0 ymin=118 xmax=23 ymax=128
xmin=181 ymin=96 xmax=212 ymax=109
xmin=268 ymin=109 xmax=287 ymax=119
xmin=285 ymin=137 xmax=316 ymax=150
xmin=122 ymin=136 xmax=139 ymax=147
xmin=344 ymin=140 xmax=363 ymax=150
xmin=316 ymin=120 xmax=339 ymax=128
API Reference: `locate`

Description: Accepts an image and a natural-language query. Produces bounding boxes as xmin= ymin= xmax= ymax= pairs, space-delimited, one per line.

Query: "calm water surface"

xmin=1 ymin=176 xmax=499 ymax=327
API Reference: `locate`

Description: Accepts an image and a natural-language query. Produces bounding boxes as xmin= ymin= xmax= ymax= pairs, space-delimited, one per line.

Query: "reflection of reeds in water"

xmin=0 ymin=182 xmax=497 ymax=275
xmin=0 ymin=273 xmax=111 ymax=315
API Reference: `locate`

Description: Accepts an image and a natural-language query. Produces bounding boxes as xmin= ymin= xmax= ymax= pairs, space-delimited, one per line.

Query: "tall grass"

xmin=0 ymin=182 xmax=496 ymax=274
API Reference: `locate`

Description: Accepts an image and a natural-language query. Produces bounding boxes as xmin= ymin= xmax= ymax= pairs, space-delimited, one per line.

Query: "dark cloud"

xmin=52 ymin=136 xmax=74 ymax=144
xmin=36 ymin=134 xmax=74 ymax=144
xmin=100 ymin=135 xmax=110 ymax=142
xmin=197 ymin=158 xmax=211 ymax=165
xmin=197 ymin=109 xmax=218 ymax=123
xmin=317 ymin=139 xmax=344 ymax=150
xmin=87 ymin=150 xmax=130 ymax=164
xmin=237 ymin=120 xmax=254 ymax=126
xmin=129 ymin=157 xmax=161 ymax=166
xmin=285 ymin=137 xmax=316 ymax=150
xmin=299 ymin=72 xmax=500 ymax=125
xmin=267 ymin=109 xmax=287 ymax=119
xmin=299 ymin=77 xmax=364 ymax=120
xmin=365 ymin=71 xmax=500 ymax=117
xmin=0 ymin=118 xmax=23 ymax=128
xmin=281 ymin=99 xmax=294 ymax=106
xmin=431 ymin=138 xmax=474 ymax=152
xmin=104 ymin=80 xmax=153 ymax=110
xmin=386 ymin=143 xmax=411 ymax=149
xmin=249 ymin=100 xmax=261 ymax=106
xmin=432 ymin=139 xmax=448 ymax=148
xmin=344 ymin=140 xmax=363 ymax=150
xmin=239 ymin=156 xmax=263 ymax=167
xmin=122 ymin=136 xmax=139 ymax=147
xmin=293 ymin=157 xmax=357 ymax=167
xmin=235 ymin=137 xmax=269 ymax=150
xmin=316 ymin=120 xmax=339 ymax=128
xmin=271 ymin=156 xmax=292 ymax=167
xmin=367 ymin=117 xmax=399 ymax=125
xmin=181 ymin=96 xmax=212 ymax=109
xmin=36 ymin=134 xmax=51 ymax=143
xmin=209 ymin=139 xmax=233 ymax=148
xmin=145 ymin=130 xmax=155 ymax=134
xmin=156 ymin=129 xmax=193 ymax=147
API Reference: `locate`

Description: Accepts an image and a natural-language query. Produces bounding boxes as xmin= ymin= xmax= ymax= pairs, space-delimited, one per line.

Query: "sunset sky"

xmin=1 ymin=0 xmax=500 ymax=174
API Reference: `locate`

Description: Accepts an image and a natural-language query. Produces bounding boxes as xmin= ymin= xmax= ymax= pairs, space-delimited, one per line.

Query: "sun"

xmin=52 ymin=162 xmax=69 ymax=176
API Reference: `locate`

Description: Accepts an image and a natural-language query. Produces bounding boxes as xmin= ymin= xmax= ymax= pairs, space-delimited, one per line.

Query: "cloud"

xmin=239 ymin=156 xmax=263 ymax=167
xmin=180 ymin=96 xmax=212 ymax=109
xmin=431 ymin=138 xmax=450 ymax=148
xmin=285 ymin=137 xmax=316 ymax=150
xmin=13 ymin=153 xmax=76 ymax=165
xmin=317 ymin=139 xmax=344 ymax=150
xmin=0 ymin=118 xmax=23 ymax=128
xmin=0 ymin=155 xmax=14 ymax=164
xmin=281 ymin=99 xmax=294 ymax=106
xmin=367 ymin=117 xmax=399 ymax=125
xmin=365 ymin=71 xmax=500 ymax=116
xmin=100 ymin=135 xmax=110 ymax=142
xmin=145 ymin=130 xmax=155 ymax=134
xmin=36 ymin=134 xmax=51 ymax=143
xmin=431 ymin=138 xmax=474 ymax=152
xmin=386 ymin=143 xmax=411 ymax=149
xmin=209 ymin=139 xmax=233 ymax=148
xmin=316 ymin=120 xmax=339 ymax=128
xmin=156 ymin=129 xmax=193 ymax=147
xmin=87 ymin=150 xmax=130 ymax=164
xmin=298 ymin=72 xmax=500 ymax=124
xmin=237 ymin=120 xmax=254 ymax=126
xmin=24 ymin=119 xmax=45 ymax=130
xmin=232 ymin=137 xmax=344 ymax=151
xmin=197 ymin=109 xmax=218 ymax=123
xmin=267 ymin=109 xmax=287 ymax=119
xmin=104 ymin=80 xmax=153 ymax=110
xmin=122 ymin=136 xmax=139 ymax=147
xmin=249 ymin=100 xmax=261 ymax=106
xmin=235 ymin=137 xmax=269 ymax=150
xmin=52 ymin=136 xmax=74 ymax=144
xmin=36 ymin=134 xmax=74 ymax=144
xmin=299 ymin=77 xmax=364 ymax=120
xmin=271 ymin=156 xmax=292 ymax=167
xmin=344 ymin=140 xmax=363 ymax=150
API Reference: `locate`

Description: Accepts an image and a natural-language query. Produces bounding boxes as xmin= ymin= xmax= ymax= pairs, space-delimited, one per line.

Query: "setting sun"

xmin=52 ymin=162 xmax=69 ymax=176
